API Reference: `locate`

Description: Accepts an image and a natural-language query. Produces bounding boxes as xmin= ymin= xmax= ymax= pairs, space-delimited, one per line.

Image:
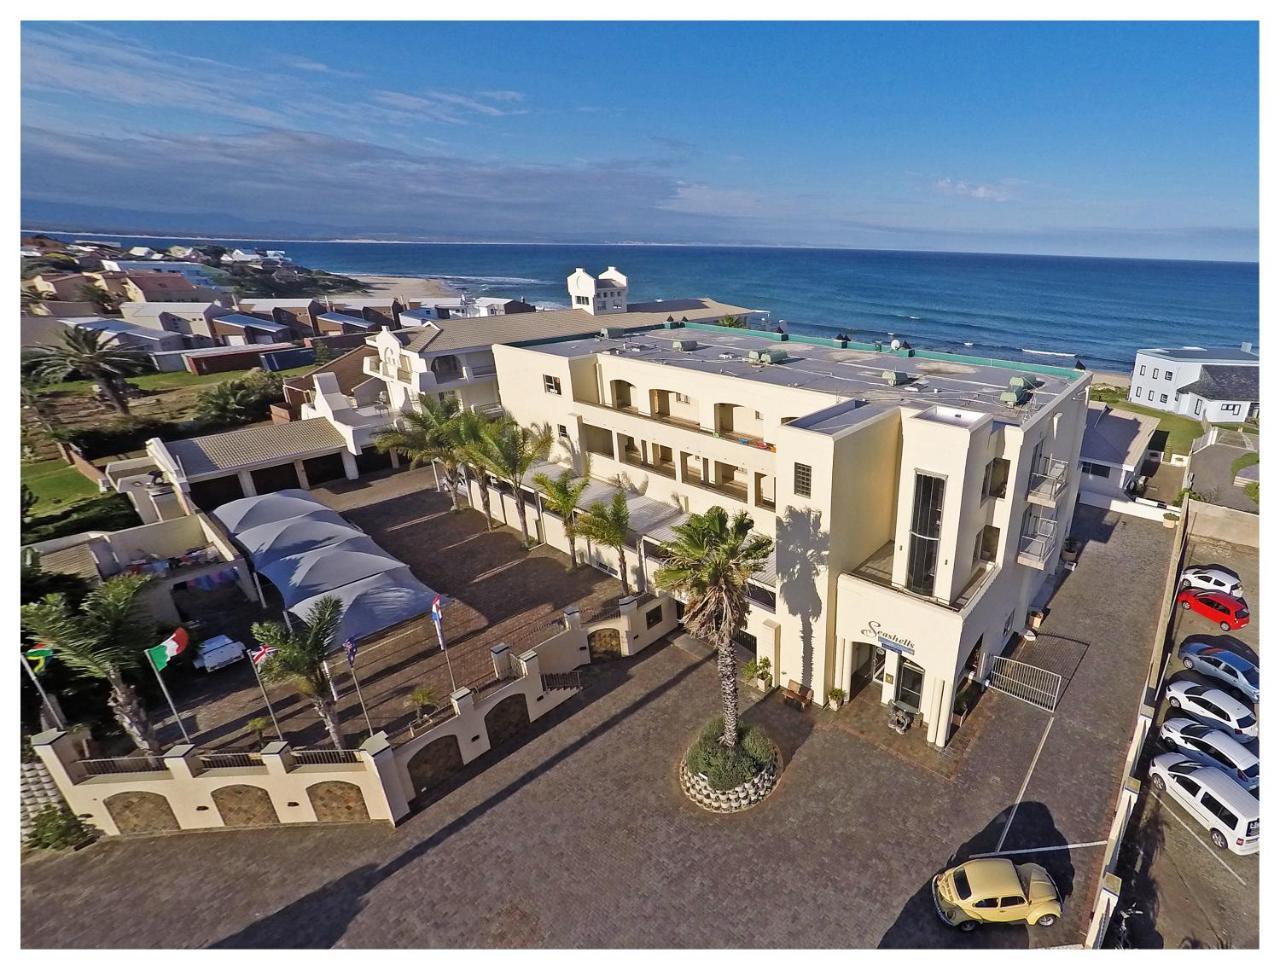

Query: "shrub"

xmin=194 ymin=371 xmax=283 ymax=425
xmin=51 ymin=416 xmax=187 ymax=459
xmin=21 ymin=492 xmax=141 ymax=545
xmin=24 ymin=804 xmax=91 ymax=851
xmin=685 ymin=717 xmax=775 ymax=791
xmin=742 ymin=655 xmax=772 ymax=685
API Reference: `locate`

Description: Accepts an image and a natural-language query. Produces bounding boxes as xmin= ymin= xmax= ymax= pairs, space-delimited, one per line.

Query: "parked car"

xmin=1148 ymin=754 xmax=1259 ymax=855
xmin=1165 ymin=676 xmax=1258 ymax=738
xmin=1175 ymin=589 xmax=1250 ymax=632
xmin=192 ymin=635 xmax=246 ymax=672
xmin=1158 ymin=716 xmax=1259 ymax=791
xmin=931 ymin=858 xmax=1061 ymax=931
xmin=1178 ymin=641 xmax=1259 ymax=703
xmin=1179 ymin=566 xmax=1244 ymax=599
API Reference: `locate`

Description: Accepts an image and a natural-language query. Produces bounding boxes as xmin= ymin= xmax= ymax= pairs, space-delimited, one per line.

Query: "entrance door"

xmin=896 ymin=660 xmax=926 ymax=712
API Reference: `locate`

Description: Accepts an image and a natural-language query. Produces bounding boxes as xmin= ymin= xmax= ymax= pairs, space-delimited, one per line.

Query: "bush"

xmin=51 ymin=416 xmax=187 ymax=459
xmin=24 ymin=804 xmax=91 ymax=851
xmin=194 ymin=370 xmax=283 ymax=426
xmin=685 ymin=717 xmax=775 ymax=791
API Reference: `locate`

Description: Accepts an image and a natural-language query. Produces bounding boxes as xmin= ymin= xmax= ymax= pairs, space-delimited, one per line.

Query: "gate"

xmin=986 ymin=656 xmax=1062 ymax=713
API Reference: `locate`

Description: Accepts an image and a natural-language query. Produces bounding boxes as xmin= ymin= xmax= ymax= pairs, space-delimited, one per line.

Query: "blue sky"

xmin=21 ymin=21 xmax=1258 ymax=259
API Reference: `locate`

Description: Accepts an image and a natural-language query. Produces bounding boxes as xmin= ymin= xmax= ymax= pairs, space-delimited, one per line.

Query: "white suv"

xmin=1149 ymin=754 xmax=1259 ymax=855
xmin=1179 ymin=566 xmax=1244 ymax=599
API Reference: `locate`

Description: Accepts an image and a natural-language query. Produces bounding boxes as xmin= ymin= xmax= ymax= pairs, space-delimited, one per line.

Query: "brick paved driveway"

xmin=22 ymin=505 xmax=1167 ymax=948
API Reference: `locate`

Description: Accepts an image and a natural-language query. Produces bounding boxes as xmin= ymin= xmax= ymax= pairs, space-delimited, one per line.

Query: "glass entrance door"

xmin=896 ymin=660 xmax=926 ymax=712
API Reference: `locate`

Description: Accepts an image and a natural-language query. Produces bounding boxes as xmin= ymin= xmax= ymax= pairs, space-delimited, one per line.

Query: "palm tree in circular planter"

xmin=656 ymin=506 xmax=774 ymax=784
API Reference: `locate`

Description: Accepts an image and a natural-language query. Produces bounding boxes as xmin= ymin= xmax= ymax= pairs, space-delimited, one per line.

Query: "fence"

xmin=75 ymin=756 xmax=167 ymax=777
xmin=1082 ymin=509 xmax=1190 ymax=947
xmin=985 ymin=656 xmax=1062 ymax=713
xmin=197 ymin=752 xmax=264 ymax=770
xmin=292 ymin=749 xmax=361 ymax=766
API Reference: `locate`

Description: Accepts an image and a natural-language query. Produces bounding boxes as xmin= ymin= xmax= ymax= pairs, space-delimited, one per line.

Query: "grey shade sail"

xmin=289 ymin=567 xmax=437 ymax=647
xmin=234 ymin=510 xmax=359 ymax=565
xmin=213 ymin=489 xmax=330 ymax=534
xmin=259 ymin=537 xmax=404 ymax=608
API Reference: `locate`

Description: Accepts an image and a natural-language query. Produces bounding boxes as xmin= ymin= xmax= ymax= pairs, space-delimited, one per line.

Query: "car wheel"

xmin=1180 ymin=579 xmax=1191 ymax=590
xmin=1180 ymin=600 xmax=1191 ymax=610
xmin=1151 ymin=773 xmax=1167 ymax=792
xmin=1183 ymin=658 xmax=1195 ymax=669
xmin=1220 ymin=622 xmax=1232 ymax=632
xmin=1036 ymin=913 xmax=1059 ymax=928
xmin=957 ymin=920 xmax=978 ymax=933
xmin=1210 ymin=830 xmax=1228 ymax=850
xmin=1168 ymin=696 xmax=1181 ymax=709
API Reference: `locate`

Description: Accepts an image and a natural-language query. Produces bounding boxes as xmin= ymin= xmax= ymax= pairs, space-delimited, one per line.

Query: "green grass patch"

xmin=39 ymin=365 xmax=315 ymax=396
xmin=685 ymin=717 xmax=775 ymax=791
xmin=1244 ymin=482 xmax=1259 ymax=504
xmin=21 ymin=460 xmax=99 ymax=514
xmin=1096 ymin=399 xmax=1203 ymax=456
xmin=1231 ymin=452 xmax=1259 ymax=476
xmin=21 ymin=492 xmax=141 ymax=545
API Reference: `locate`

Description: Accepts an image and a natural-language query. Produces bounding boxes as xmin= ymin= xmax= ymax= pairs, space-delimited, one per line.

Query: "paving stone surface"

xmin=21 ymin=506 xmax=1170 ymax=949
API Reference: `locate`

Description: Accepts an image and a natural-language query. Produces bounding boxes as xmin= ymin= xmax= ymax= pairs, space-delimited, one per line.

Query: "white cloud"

xmin=932 ymin=177 xmax=1014 ymax=203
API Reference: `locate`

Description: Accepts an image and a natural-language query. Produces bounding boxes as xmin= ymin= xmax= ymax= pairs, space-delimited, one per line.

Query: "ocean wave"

xmin=438 ymin=274 xmax=552 ymax=286
xmin=1021 ymin=348 xmax=1078 ymax=358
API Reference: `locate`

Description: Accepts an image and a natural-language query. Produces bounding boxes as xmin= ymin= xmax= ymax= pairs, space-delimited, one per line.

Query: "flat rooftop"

xmin=1138 ymin=346 xmax=1259 ymax=364
xmin=533 ymin=326 xmax=1085 ymax=432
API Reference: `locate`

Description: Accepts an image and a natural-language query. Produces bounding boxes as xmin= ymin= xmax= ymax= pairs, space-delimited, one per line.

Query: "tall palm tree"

xmin=24 ymin=328 xmax=150 ymax=414
xmin=195 ymin=379 xmax=259 ymax=426
xmin=251 ymin=596 xmax=346 ymax=749
xmin=21 ymin=574 xmax=161 ymax=754
xmin=533 ymin=468 xmax=591 ymax=566
xmin=577 ymin=491 xmax=633 ymax=596
xmin=374 ymin=394 xmax=469 ymax=511
xmin=478 ymin=420 xmax=554 ymax=547
xmin=457 ymin=409 xmax=501 ymax=529
xmin=655 ymin=507 xmax=772 ymax=748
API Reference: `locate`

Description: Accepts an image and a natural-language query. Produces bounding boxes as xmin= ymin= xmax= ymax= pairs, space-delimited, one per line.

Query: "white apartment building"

xmin=568 ymin=266 xmax=629 ymax=314
xmin=492 ymin=327 xmax=1091 ymax=748
xmin=1128 ymin=344 xmax=1259 ymax=422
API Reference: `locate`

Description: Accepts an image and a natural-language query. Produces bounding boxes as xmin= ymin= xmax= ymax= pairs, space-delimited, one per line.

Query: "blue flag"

xmin=343 ymin=638 xmax=358 ymax=666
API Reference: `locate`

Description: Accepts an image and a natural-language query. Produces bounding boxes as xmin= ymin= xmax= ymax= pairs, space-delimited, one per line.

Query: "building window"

xmin=746 ymin=582 xmax=776 ymax=612
xmin=557 ymin=424 xmax=569 ymax=439
xmin=1003 ymin=610 xmax=1016 ymax=638
xmin=543 ymin=375 xmax=562 ymax=395
xmin=1148 ymin=391 xmax=1155 ymax=401
xmin=1139 ymin=365 xmax=1146 ymax=376
xmin=974 ymin=525 xmax=1000 ymax=564
xmin=906 ymin=473 xmax=945 ymax=596
xmin=793 ymin=463 xmax=812 ymax=498
xmin=1194 ymin=400 xmax=1202 ymax=416
xmin=645 ymin=605 xmax=664 ymax=629
xmin=1160 ymin=393 xmax=1169 ymax=404
xmin=982 ymin=457 xmax=1010 ymax=500
xmin=1223 ymin=403 xmax=1241 ymax=415
xmin=1133 ymin=386 xmax=1142 ymax=400
xmin=1081 ymin=460 xmax=1112 ymax=479
xmin=1165 ymin=371 xmax=1173 ymax=381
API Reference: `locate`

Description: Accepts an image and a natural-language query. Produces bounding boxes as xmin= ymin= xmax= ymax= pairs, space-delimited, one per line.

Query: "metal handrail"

xmin=291 ymin=749 xmax=361 ymax=765
xmin=198 ymin=752 xmax=264 ymax=770
xmin=75 ymin=756 xmax=167 ymax=777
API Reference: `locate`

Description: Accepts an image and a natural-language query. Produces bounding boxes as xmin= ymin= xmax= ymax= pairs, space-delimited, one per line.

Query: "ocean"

xmin=53 ymin=237 xmax=1259 ymax=373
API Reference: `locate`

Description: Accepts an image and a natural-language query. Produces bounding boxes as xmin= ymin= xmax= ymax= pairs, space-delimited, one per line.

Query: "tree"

xmin=23 ymin=328 xmax=150 ymax=414
xmin=654 ymin=507 xmax=772 ymax=748
xmin=476 ymin=420 xmax=554 ymax=546
xmin=577 ymin=491 xmax=633 ymax=595
xmin=456 ymin=410 xmax=501 ymax=528
xmin=195 ymin=379 xmax=259 ymax=426
xmin=718 ymin=314 xmax=746 ymax=329
xmin=21 ymin=484 xmax=38 ymax=522
xmin=406 ymin=685 xmax=441 ymax=720
xmin=20 ymin=574 xmax=161 ymax=754
xmin=251 ymin=597 xmax=346 ymax=749
xmin=374 ymin=395 xmax=470 ymax=512
xmin=533 ymin=468 xmax=591 ymax=567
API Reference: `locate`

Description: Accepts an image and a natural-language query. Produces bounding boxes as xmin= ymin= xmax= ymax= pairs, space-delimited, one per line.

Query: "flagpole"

xmin=348 ymin=664 xmax=374 ymax=737
xmin=433 ymin=615 xmax=457 ymax=693
xmin=245 ymin=649 xmax=282 ymax=739
xmin=146 ymin=649 xmax=190 ymax=743
xmin=20 ymin=653 xmax=65 ymax=731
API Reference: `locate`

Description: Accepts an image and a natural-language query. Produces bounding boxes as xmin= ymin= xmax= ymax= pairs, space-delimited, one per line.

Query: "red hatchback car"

xmin=1176 ymin=590 xmax=1251 ymax=632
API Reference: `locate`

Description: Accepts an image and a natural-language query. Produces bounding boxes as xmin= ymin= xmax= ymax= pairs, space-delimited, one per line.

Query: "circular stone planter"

xmin=679 ymin=743 xmax=780 ymax=814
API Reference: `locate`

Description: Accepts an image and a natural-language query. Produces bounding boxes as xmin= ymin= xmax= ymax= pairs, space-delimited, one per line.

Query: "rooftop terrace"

xmin=534 ymin=325 xmax=1088 ymax=431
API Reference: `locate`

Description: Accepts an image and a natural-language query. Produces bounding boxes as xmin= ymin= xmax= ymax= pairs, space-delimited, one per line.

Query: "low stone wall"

xmin=1186 ymin=498 xmax=1258 ymax=548
xmin=679 ymin=744 xmax=780 ymax=814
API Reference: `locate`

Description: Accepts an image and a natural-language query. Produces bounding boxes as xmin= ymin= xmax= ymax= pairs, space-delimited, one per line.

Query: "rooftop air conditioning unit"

xmin=882 ymin=370 xmax=910 ymax=385
xmin=672 ymin=338 xmax=699 ymax=352
xmin=1000 ymin=388 xmax=1030 ymax=405
xmin=759 ymin=348 xmax=789 ymax=364
xmin=600 ymin=326 xmax=624 ymax=339
xmin=1008 ymin=375 xmax=1038 ymax=389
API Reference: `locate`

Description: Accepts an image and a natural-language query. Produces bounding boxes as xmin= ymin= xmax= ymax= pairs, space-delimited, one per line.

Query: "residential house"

xmin=1128 ymin=344 xmax=1259 ymax=422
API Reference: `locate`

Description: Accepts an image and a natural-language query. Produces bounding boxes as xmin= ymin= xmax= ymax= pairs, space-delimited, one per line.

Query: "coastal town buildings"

xmin=133 ymin=267 xmax=1089 ymax=748
xmin=1128 ymin=344 xmax=1259 ymax=422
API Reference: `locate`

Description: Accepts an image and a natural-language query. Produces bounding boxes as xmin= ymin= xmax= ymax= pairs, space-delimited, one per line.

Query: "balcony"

xmin=1017 ymin=512 xmax=1058 ymax=569
xmin=620 ymin=450 xmax=677 ymax=480
xmin=602 ymin=402 xmax=776 ymax=453
xmin=848 ymin=541 xmax=995 ymax=611
xmin=1027 ymin=456 xmax=1069 ymax=507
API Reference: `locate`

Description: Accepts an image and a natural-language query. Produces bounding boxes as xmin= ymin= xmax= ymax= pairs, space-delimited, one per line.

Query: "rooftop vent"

xmin=1008 ymin=375 xmax=1039 ymax=390
xmin=1000 ymin=388 xmax=1030 ymax=406
xmin=599 ymin=326 xmax=625 ymax=339
xmin=755 ymin=348 xmax=789 ymax=364
xmin=672 ymin=338 xmax=699 ymax=352
xmin=882 ymin=370 xmax=910 ymax=386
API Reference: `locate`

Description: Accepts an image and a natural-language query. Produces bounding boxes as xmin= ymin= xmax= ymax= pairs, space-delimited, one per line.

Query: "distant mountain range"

xmin=21 ymin=199 xmax=360 ymax=241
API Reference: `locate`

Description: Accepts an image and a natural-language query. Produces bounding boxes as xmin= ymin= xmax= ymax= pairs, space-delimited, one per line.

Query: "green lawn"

xmin=21 ymin=459 xmax=99 ymax=515
xmin=1092 ymin=396 xmax=1204 ymax=456
xmin=40 ymin=365 xmax=316 ymax=396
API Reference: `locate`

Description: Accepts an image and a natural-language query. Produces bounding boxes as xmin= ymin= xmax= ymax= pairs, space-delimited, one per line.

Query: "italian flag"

xmin=147 ymin=628 xmax=189 ymax=672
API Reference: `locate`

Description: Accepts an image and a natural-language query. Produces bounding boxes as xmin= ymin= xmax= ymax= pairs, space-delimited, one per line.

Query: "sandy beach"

xmin=331 ymin=274 xmax=457 ymax=303
xmin=1092 ymin=369 xmax=1131 ymax=390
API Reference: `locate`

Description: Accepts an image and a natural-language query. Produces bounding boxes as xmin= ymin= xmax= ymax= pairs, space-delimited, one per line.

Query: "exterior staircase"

xmin=540 ymin=671 xmax=583 ymax=693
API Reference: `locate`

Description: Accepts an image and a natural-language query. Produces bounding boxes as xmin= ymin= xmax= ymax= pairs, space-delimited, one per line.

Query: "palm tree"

xmin=195 ymin=379 xmax=259 ymax=426
xmin=577 ymin=491 xmax=633 ymax=595
xmin=478 ymin=420 xmax=554 ymax=546
xmin=654 ymin=507 xmax=772 ymax=748
xmin=533 ymin=468 xmax=591 ymax=566
xmin=24 ymin=328 xmax=149 ymax=414
xmin=374 ymin=394 xmax=469 ymax=511
xmin=21 ymin=574 xmax=161 ymax=754
xmin=457 ymin=409 xmax=501 ymax=528
xmin=251 ymin=596 xmax=346 ymax=749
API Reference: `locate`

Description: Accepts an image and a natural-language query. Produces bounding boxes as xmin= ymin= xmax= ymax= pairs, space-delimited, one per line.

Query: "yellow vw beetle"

xmin=932 ymin=858 xmax=1062 ymax=932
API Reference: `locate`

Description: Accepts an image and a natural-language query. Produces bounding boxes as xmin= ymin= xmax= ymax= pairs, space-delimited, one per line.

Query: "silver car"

xmin=1165 ymin=676 xmax=1258 ymax=738
xmin=1158 ymin=716 xmax=1259 ymax=791
xmin=1180 ymin=566 xmax=1244 ymax=599
xmin=1178 ymin=641 xmax=1259 ymax=703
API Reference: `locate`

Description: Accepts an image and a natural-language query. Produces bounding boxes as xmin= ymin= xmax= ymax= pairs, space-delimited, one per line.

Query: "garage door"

xmin=356 ymin=448 xmax=393 ymax=475
xmin=189 ymin=475 xmax=245 ymax=511
xmin=251 ymin=462 xmax=302 ymax=495
xmin=303 ymin=452 xmax=347 ymax=486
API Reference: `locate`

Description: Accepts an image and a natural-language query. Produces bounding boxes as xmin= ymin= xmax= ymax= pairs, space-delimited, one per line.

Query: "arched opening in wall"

xmin=103 ymin=791 xmax=180 ymax=835
xmin=483 ymin=694 xmax=532 ymax=749
xmin=306 ymin=780 xmax=370 ymax=822
xmin=846 ymin=641 xmax=880 ymax=700
xmin=609 ymin=379 xmax=636 ymax=411
xmin=649 ymin=388 xmax=697 ymax=425
xmin=431 ymin=355 xmax=462 ymax=382
xmin=588 ymin=627 xmax=623 ymax=661
xmin=211 ymin=784 xmax=280 ymax=827
xmin=714 ymin=402 xmax=764 ymax=440
xmin=407 ymin=734 xmax=465 ymax=797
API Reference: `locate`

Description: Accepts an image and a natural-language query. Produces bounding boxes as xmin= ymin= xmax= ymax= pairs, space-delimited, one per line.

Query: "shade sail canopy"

xmin=235 ymin=510 xmax=358 ymax=565
xmin=259 ymin=538 xmax=404 ymax=608
xmin=213 ymin=489 xmax=330 ymax=535
xmin=289 ymin=567 xmax=437 ymax=646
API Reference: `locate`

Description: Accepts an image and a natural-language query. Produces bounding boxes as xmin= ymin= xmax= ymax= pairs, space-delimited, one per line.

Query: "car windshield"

xmin=1244 ymin=668 xmax=1259 ymax=687
xmin=953 ymin=870 xmax=972 ymax=900
xmin=1244 ymin=764 xmax=1259 ymax=778
xmin=1238 ymin=715 xmax=1256 ymax=729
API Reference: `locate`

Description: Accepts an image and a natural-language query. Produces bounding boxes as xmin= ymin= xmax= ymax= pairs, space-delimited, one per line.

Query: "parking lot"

xmin=1112 ymin=535 xmax=1259 ymax=948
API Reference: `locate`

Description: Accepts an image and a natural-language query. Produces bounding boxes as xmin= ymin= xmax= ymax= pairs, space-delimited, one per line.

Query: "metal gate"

xmin=986 ymin=656 xmax=1062 ymax=712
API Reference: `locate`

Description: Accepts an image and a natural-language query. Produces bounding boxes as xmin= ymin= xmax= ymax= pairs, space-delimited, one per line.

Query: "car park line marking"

xmin=996 ymin=715 xmax=1055 ymax=852
xmin=1153 ymin=794 xmax=1248 ymax=887
xmin=972 ymin=840 xmax=1108 ymax=858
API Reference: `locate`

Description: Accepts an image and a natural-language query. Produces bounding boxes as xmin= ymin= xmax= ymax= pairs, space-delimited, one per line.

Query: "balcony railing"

xmin=1027 ymin=456 xmax=1069 ymax=505
xmin=848 ymin=541 xmax=995 ymax=611
xmin=601 ymin=402 xmax=777 ymax=453
xmin=1017 ymin=513 xmax=1058 ymax=568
